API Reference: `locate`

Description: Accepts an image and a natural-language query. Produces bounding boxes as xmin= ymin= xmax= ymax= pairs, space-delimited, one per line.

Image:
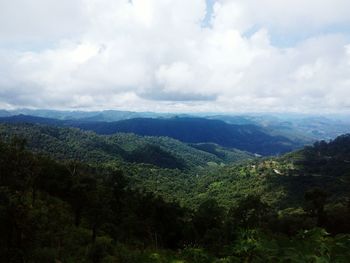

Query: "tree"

xmin=228 ymin=195 xmax=270 ymax=229
xmin=304 ymin=188 xmax=328 ymax=226
xmin=193 ymin=199 xmax=225 ymax=249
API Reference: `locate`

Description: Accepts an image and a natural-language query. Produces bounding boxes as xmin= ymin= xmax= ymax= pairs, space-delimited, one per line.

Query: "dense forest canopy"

xmin=2 ymin=0 xmax=350 ymax=260
xmin=0 ymin=115 xmax=301 ymax=155
xmin=1 ymin=122 xmax=350 ymax=262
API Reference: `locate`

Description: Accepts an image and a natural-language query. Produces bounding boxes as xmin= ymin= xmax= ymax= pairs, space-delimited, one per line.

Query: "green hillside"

xmin=0 ymin=123 xmax=253 ymax=170
xmin=1 ymin=123 xmax=350 ymax=262
xmin=0 ymin=115 xmax=300 ymax=156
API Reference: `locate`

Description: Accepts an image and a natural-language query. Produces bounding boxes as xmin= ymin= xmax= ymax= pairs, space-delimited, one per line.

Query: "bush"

xmin=181 ymin=247 xmax=213 ymax=263
xmin=87 ymin=236 xmax=113 ymax=263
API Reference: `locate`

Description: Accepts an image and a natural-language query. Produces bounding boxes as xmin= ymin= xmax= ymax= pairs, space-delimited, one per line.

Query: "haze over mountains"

xmin=2 ymin=111 xmax=350 ymax=261
xmin=0 ymin=111 xmax=298 ymax=156
xmin=2 ymin=0 xmax=350 ymax=260
xmin=1 ymin=109 xmax=350 ymax=156
xmin=0 ymin=122 xmax=254 ymax=170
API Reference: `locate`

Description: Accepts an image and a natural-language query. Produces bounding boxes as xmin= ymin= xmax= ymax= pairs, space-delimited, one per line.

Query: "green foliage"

xmin=181 ymin=247 xmax=213 ymax=263
xmin=228 ymin=228 xmax=350 ymax=262
xmin=228 ymin=195 xmax=271 ymax=229
xmin=0 ymin=123 xmax=252 ymax=170
xmin=1 ymin=129 xmax=350 ymax=262
xmin=125 ymin=144 xmax=187 ymax=169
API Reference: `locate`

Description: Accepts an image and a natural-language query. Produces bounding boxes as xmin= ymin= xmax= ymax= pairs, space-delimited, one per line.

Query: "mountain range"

xmin=0 ymin=114 xmax=299 ymax=156
xmin=1 ymin=114 xmax=350 ymax=262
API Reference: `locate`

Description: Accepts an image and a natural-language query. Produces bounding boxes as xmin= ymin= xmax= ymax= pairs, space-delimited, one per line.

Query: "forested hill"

xmin=1 ymin=127 xmax=350 ymax=261
xmin=280 ymin=134 xmax=350 ymax=177
xmin=73 ymin=117 xmax=300 ymax=155
xmin=0 ymin=115 xmax=299 ymax=155
xmin=0 ymin=123 xmax=252 ymax=169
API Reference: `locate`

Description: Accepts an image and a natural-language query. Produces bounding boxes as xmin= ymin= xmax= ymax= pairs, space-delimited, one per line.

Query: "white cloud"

xmin=0 ymin=0 xmax=88 ymax=42
xmin=214 ymin=0 xmax=350 ymax=32
xmin=156 ymin=62 xmax=195 ymax=93
xmin=0 ymin=0 xmax=350 ymax=113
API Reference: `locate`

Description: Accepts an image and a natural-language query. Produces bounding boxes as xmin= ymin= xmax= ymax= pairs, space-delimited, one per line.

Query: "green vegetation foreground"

xmin=1 ymin=134 xmax=350 ymax=262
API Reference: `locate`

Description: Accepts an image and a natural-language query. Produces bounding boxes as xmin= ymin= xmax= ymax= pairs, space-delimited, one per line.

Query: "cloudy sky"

xmin=1 ymin=0 xmax=350 ymax=113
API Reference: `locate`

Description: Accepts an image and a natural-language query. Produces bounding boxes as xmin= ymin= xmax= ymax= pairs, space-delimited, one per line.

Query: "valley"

xmin=1 ymin=114 xmax=350 ymax=262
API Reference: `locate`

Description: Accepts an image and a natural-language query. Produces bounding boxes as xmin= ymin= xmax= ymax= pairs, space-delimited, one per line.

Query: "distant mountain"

xmin=0 ymin=114 xmax=66 ymax=125
xmin=73 ymin=117 xmax=299 ymax=156
xmin=0 ymin=123 xmax=252 ymax=169
xmin=0 ymin=110 xmax=10 ymax=117
xmin=208 ymin=114 xmax=350 ymax=142
xmin=1 ymin=109 xmax=173 ymax=121
xmin=3 ymin=109 xmax=350 ymax=143
xmin=0 ymin=115 xmax=299 ymax=155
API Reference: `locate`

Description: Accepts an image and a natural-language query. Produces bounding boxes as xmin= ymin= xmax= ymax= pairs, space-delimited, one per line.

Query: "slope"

xmin=71 ymin=117 xmax=299 ymax=155
xmin=0 ymin=123 xmax=252 ymax=170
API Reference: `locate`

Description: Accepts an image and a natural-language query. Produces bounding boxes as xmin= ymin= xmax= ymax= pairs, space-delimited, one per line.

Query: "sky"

xmin=0 ymin=0 xmax=350 ymax=113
